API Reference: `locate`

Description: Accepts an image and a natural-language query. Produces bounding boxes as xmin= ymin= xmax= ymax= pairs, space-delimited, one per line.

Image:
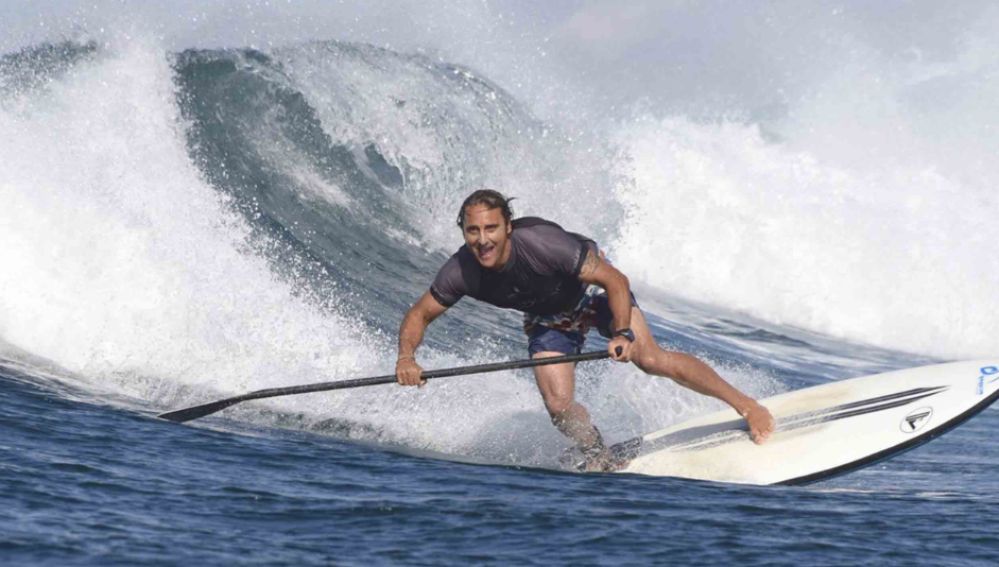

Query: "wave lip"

xmin=0 ymin=40 xmax=99 ymax=99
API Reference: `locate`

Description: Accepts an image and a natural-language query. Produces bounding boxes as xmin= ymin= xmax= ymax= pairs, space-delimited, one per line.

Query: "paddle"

xmin=157 ymin=349 xmax=613 ymax=423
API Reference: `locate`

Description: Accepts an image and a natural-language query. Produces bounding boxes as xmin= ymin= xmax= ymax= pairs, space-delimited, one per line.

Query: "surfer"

xmin=395 ymin=189 xmax=775 ymax=471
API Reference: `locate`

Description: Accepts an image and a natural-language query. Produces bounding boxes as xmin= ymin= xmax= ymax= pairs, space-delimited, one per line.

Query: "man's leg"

xmin=625 ymin=307 xmax=774 ymax=443
xmin=627 ymin=308 xmax=688 ymax=373
xmin=531 ymin=351 xmax=603 ymax=449
xmin=627 ymin=308 xmax=732 ymax=386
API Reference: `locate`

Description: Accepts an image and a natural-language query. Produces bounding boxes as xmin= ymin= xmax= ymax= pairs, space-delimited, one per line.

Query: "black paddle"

xmin=157 ymin=349 xmax=614 ymax=423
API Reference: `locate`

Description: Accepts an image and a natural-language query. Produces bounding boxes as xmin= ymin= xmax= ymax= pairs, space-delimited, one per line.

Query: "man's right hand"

xmin=396 ymin=357 xmax=426 ymax=386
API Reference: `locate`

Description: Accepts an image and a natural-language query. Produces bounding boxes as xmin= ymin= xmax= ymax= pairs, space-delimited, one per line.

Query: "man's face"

xmin=462 ymin=204 xmax=512 ymax=270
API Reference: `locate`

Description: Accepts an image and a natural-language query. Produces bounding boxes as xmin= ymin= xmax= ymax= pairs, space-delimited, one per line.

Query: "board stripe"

xmin=802 ymin=386 xmax=947 ymax=415
xmin=779 ymin=386 xmax=947 ymax=430
xmin=616 ymin=385 xmax=950 ymax=460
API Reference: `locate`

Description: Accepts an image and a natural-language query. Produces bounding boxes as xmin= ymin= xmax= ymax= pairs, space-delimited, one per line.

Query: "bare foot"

xmin=581 ymin=448 xmax=629 ymax=472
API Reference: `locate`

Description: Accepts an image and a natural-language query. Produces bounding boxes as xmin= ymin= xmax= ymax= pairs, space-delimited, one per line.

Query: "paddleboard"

xmin=605 ymin=360 xmax=999 ymax=485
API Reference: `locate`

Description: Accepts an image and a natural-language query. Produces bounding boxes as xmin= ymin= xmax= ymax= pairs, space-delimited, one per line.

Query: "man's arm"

xmin=396 ymin=291 xmax=449 ymax=386
xmin=577 ymin=249 xmax=634 ymax=361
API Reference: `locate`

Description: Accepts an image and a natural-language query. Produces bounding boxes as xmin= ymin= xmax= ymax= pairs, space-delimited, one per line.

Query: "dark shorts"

xmin=523 ymin=285 xmax=639 ymax=356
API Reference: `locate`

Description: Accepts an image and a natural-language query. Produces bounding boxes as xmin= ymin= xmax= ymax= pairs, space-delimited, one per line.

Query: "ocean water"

xmin=2 ymin=3 xmax=998 ymax=565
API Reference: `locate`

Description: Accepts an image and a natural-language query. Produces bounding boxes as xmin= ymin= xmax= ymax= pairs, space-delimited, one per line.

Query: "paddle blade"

xmin=157 ymin=397 xmax=242 ymax=423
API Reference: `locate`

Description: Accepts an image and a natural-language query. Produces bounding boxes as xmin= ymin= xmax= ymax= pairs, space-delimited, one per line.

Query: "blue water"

xmin=2 ymin=24 xmax=998 ymax=566
xmin=3 ymin=356 xmax=998 ymax=565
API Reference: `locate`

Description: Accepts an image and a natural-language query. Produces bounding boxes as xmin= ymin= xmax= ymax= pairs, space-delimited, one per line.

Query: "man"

xmin=396 ymin=189 xmax=775 ymax=471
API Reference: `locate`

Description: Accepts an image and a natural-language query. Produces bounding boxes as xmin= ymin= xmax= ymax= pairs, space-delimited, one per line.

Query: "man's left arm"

xmin=578 ymin=248 xmax=634 ymax=362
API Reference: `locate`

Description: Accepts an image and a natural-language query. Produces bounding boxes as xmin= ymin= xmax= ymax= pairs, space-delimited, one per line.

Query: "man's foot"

xmin=582 ymin=447 xmax=628 ymax=472
xmin=560 ymin=445 xmax=630 ymax=473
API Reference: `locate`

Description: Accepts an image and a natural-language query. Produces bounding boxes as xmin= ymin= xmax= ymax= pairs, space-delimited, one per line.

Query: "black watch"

xmin=613 ymin=328 xmax=636 ymax=342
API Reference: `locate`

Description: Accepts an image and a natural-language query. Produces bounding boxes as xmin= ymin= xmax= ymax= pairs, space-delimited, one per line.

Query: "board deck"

xmin=608 ymin=360 xmax=999 ymax=485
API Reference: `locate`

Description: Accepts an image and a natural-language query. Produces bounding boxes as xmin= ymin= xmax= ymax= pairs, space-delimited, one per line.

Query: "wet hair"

xmin=456 ymin=189 xmax=515 ymax=228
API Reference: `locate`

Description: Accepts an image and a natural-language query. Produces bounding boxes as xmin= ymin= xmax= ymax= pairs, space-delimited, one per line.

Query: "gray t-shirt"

xmin=430 ymin=217 xmax=596 ymax=316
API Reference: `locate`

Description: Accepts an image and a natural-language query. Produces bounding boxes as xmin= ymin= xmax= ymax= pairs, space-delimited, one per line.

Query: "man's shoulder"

xmin=512 ymin=217 xmax=592 ymax=248
xmin=512 ymin=216 xmax=565 ymax=233
xmin=510 ymin=216 xmax=594 ymax=276
xmin=510 ymin=217 xmax=572 ymax=248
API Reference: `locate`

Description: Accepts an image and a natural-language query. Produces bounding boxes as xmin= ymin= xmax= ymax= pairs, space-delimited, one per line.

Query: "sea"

xmin=2 ymin=3 xmax=998 ymax=565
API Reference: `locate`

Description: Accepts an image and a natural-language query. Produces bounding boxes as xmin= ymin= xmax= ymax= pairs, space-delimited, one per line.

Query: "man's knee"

xmin=632 ymin=343 xmax=662 ymax=372
xmin=545 ymin=394 xmax=574 ymax=419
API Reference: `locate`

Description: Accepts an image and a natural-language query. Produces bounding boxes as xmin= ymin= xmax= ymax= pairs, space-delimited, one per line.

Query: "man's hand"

xmin=742 ymin=402 xmax=775 ymax=444
xmin=396 ymin=291 xmax=448 ymax=388
xmin=396 ymin=357 xmax=426 ymax=386
xmin=607 ymin=336 xmax=633 ymax=362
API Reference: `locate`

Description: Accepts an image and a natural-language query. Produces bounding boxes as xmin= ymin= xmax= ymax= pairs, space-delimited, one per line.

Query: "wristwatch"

xmin=613 ymin=328 xmax=636 ymax=342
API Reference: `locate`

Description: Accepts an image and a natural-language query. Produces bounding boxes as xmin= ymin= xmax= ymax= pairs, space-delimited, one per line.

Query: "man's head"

xmin=457 ymin=189 xmax=514 ymax=270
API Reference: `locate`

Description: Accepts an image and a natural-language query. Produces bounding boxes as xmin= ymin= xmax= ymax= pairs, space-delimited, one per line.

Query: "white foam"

xmin=610 ymin=116 xmax=999 ymax=359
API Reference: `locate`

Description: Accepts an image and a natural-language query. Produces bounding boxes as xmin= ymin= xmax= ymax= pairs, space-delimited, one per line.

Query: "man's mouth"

xmin=478 ymin=244 xmax=495 ymax=260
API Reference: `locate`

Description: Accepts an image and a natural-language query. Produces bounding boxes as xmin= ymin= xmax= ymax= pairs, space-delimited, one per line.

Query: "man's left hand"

xmin=608 ymin=336 xmax=633 ymax=362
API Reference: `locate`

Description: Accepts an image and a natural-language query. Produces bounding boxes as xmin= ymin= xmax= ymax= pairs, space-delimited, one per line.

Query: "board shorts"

xmin=523 ymin=285 xmax=639 ymax=356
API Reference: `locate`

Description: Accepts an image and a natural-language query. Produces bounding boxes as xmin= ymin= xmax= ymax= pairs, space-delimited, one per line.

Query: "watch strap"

xmin=613 ymin=328 xmax=636 ymax=342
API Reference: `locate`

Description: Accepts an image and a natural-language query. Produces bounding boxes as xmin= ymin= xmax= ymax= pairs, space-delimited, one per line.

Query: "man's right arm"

xmin=396 ymin=291 xmax=449 ymax=386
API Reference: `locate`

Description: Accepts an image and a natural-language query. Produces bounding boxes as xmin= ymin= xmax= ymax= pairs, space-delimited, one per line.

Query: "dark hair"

xmin=456 ymin=189 xmax=515 ymax=228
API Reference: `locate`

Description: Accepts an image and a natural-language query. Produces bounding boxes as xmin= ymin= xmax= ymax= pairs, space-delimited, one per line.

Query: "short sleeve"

xmin=519 ymin=224 xmax=591 ymax=277
xmin=429 ymin=253 xmax=467 ymax=307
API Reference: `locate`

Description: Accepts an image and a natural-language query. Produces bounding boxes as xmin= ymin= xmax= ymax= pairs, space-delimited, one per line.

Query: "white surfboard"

xmin=609 ymin=360 xmax=999 ymax=485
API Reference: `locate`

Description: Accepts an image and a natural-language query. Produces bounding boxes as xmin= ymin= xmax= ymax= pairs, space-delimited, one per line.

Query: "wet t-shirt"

xmin=430 ymin=217 xmax=596 ymax=316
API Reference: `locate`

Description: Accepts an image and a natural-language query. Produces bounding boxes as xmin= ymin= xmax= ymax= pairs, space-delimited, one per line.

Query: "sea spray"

xmin=610 ymin=116 xmax=998 ymax=359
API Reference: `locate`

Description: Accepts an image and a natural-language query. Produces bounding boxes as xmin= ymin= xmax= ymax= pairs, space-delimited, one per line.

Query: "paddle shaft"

xmin=158 ymin=350 xmax=612 ymax=423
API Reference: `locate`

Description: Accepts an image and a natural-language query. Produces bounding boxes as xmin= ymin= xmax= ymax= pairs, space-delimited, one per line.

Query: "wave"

xmin=599 ymin=3 xmax=999 ymax=359
xmin=0 ymin=39 xmax=372 ymax=401
xmin=0 ymin=28 xmax=992 ymax=465
xmin=610 ymin=116 xmax=999 ymax=359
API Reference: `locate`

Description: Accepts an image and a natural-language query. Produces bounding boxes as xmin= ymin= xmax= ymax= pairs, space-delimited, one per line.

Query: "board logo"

xmin=900 ymin=407 xmax=933 ymax=433
xmin=977 ymin=366 xmax=999 ymax=396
